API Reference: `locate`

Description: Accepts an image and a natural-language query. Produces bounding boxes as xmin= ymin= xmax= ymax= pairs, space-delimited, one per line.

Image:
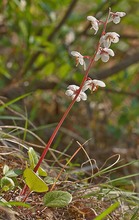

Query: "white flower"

xmin=109 ymin=12 xmax=126 ymax=24
xmin=65 ymin=85 xmax=87 ymax=102
xmin=71 ymin=51 xmax=86 ymax=70
xmin=87 ymin=16 xmax=99 ymax=34
xmin=83 ymin=79 xmax=106 ymax=92
xmin=100 ymin=32 xmax=120 ymax=48
xmin=95 ymin=47 xmax=114 ymax=62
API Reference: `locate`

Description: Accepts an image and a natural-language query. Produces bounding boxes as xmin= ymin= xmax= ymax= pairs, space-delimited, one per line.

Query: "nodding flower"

xmin=87 ymin=16 xmax=99 ymax=34
xmin=100 ymin=32 xmax=120 ymax=48
xmin=65 ymin=85 xmax=87 ymax=102
xmin=71 ymin=51 xmax=86 ymax=70
xmin=83 ymin=79 xmax=106 ymax=92
xmin=109 ymin=11 xmax=126 ymax=24
xmin=95 ymin=47 xmax=114 ymax=62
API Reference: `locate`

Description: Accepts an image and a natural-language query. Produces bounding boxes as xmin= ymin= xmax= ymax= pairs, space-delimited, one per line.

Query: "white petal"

xmin=71 ymin=51 xmax=81 ymax=57
xmin=82 ymin=85 xmax=89 ymax=91
xmin=112 ymin=36 xmax=119 ymax=43
xmin=95 ymin=53 xmax=101 ymax=61
xmin=107 ymin=48 xmax=115 ymax=56
xmin=116 ymin=12 xmax=126 ymax=17
xmin=80 ymin=92 xmax=87 ymax=100
xmin=104 ymin=39 xmax=111 ymax=48
xmin=65 ymin=90 xmax=74 ymax=96
xmin=109 ymin=32 xmax=120 ymax=42
xmin=100 ymin=36 xmax=105 ymax=45
xmin=93 ymin=22 xmax=99 ymax=34
xmin=92 ymin=80 xmax=106 ymax=87
xmin=87 ymin=16 xmax=97 ymax=22
xmin=83 ymin=80 xmax=93 ymax=91
xmin=107 ymin=32 xmax=120 ymax=37
xmin=85 ymin=79 xmax=93 ymax=85
xmin=104 ymin=48 xmax=114 ymax=57
xmin=87 ymin=16 xmax=99 ymax=34
xmin=75 ymin=96 xmax=81 ymax=102
xmin=67 ymin=85 xmax=79 ymax=91
xmin=113 ymin=16 xmax=121 ymax=24
xmin=101 ymin=54 xmax=109 ymax=62
xmin=79 ymin=57 xmax=84 ymax=65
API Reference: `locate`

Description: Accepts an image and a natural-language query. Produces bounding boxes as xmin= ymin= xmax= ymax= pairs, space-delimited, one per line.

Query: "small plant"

xmin=20 ymin=8 xmax=126 ymax=208
xmin=0 ymin=165 xmax=22 ymax=191
xmin=21 ymin=147 xmax=73 ymax=207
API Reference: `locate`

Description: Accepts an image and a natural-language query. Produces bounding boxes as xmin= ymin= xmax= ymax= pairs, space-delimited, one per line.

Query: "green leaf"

xmin=5 ymin=169 xmax=23 ymax=177
xmin=44 ymin=176 xmax=55 ymax=184
xmin=0 ymin=177 xmax=15 ymax=191
xmin=38 ymin=167 xmax=47 ymax=177
xmin=3 ymin=165 xmax=10 ymax=175
xmin=43 ymin=190 xmax=72 ymax=208
xmin=28 ymin=147 xmax=47 ymax=177
xmin=23 ymin=168 xmax=48 ymax=192
xmin=28 ymin=147 xmax=38 ymax=169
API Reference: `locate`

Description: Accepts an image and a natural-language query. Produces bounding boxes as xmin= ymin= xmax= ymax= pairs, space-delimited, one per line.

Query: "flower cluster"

xmin=65 ymin=10 xmax=126 ymax=102
xmin=66 ymin=79 xmax=106 ymax=102
xmin=86 ymin=11 xmax=125 ymax=63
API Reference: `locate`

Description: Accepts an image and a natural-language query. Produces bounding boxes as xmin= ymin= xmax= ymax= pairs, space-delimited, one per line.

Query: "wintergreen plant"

xmin=21 ymin=8 xmax=126 ymax=199
xmin=0 ymin=165 xmax=22 ymax=191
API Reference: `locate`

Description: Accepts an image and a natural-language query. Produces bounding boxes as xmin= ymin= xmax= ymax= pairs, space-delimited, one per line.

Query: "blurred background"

xmin=0 ymin=0 xmax=139 ymax=171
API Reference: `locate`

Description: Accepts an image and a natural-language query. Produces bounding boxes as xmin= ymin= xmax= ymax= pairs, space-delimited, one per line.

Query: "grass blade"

xmin=94 ymin=201 xmax=120 ymax=220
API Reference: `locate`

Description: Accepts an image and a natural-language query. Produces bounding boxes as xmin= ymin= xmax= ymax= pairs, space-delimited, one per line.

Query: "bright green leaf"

xmin=28 ymin=147 xmax=38 ymax=169
xmin=43 ymin=190 xmax=72 ymax=208
xmin=23 ymin=168 xmax=48 ymax=192
xmin=0 ymin=177 xmax=15 ymax=191
xmin=38 ymin=167 xmax=47 ymax=177
xmin=28 ymin=147 xmax=47 ymax=177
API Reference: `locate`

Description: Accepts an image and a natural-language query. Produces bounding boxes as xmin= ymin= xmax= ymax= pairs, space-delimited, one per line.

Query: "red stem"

xmin=21 ymin=9 xmax=111 ymax=198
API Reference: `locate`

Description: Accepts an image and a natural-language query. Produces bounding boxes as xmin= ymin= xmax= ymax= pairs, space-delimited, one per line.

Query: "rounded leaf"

xmin=23 ymin=168 xmax=48 ymax=192
xmin=5 ymin=169 xmax=23 ymax=177
xmin=28 ymin=147 xmax=47 ymax=177
xmin=1 ymin=177 xmax=15 ymax=191
xmin=43 ymin=190 xmax=72 ymax=208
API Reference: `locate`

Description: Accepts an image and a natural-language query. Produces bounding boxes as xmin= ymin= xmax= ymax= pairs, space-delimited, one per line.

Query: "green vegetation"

xmin=0 ymin=0 xmax=139 ymax=219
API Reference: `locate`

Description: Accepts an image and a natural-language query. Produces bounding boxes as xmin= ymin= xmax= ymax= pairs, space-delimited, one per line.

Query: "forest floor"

xmin=0 ymin=145 xmax=139 ymax=220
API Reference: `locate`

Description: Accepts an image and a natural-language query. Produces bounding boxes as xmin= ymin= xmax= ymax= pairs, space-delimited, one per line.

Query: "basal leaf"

xmin=28 ymin=147 xmax=47 ymax=177
xmin=28 ymin=147 xmax=38 ymax=169
xmin=5 ymin=169 xmax=23 ymax=177
xmin=23 ymin=168 xmax=48 ymax=192
xmin=38 ymin=167 xmax=47 ymax=177
xmin=43 ymin=190 xmax=72 ymax=208
xmin=0 ymin=177 xmax=15 ymax=191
